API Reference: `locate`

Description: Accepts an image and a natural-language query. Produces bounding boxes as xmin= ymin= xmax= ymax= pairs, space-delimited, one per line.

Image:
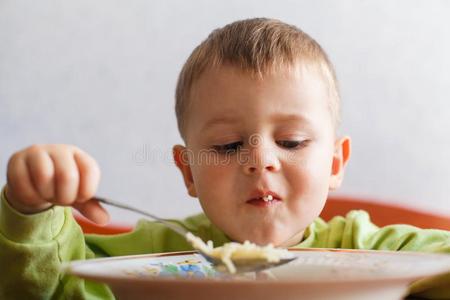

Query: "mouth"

xmin=246 ymin=190 xmax=282 ymax=207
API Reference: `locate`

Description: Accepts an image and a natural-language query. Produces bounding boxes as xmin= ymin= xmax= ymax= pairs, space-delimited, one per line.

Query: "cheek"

xmin=190 ymin=163 xmax=240 ymax=228
xmin=191 ymin=162 xmax=235 ymax=203
xmin=284 ymin=165 xmax=329 ymax=223
xmin=284 ymin=146 xmax=334 ymax=202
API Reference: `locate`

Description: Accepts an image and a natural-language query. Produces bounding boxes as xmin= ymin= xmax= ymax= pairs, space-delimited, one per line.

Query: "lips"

xmin=246 ymin=190 xmax=282 ymax=207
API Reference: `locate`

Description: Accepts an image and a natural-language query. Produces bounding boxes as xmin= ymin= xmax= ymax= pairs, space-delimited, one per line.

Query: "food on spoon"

xmin=186 ymin=232 xmax=291 ymax=274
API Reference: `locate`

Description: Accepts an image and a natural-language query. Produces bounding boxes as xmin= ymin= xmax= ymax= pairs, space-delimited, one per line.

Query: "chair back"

xmin=321 ymin=196 xmax=450 ymax=230
xmin=74 ymin=213 xmax=133 ymax=234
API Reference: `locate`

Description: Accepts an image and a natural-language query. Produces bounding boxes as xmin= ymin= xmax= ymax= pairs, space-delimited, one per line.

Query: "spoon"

xmin=95 ymin=197 xmax=296 ymax=273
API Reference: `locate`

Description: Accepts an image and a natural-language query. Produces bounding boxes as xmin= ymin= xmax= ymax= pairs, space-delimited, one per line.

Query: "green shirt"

xmin=0 ymin=190 xmax=449 ymax=299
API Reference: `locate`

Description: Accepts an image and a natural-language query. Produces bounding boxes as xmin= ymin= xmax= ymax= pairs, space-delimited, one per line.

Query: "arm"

xmin=0 ymin=188 xmax=114 ymax=299
xmin=0 ymin=187 xmax=220 ymax=299
xmin=1 ymin=144 xmax=112 ymax=299
xmin=0 ymin=144 xmax=227 ymax=299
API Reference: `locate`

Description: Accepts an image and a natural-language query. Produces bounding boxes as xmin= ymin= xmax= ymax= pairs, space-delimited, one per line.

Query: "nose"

xmin=241 ymin=144 xmax=281 ymax=175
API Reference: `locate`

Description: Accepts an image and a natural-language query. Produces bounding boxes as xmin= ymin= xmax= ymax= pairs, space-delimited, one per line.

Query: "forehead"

xmin=185 ymin=64 xmax=332 ymax=138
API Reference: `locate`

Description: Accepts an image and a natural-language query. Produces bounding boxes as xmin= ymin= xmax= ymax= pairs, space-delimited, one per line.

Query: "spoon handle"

xmin=95 ymin=197 xmax=188 ymax=237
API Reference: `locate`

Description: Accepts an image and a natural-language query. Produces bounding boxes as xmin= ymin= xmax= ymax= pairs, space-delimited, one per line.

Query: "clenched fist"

xmin=6 ymin=144 xmax=109 ymax=225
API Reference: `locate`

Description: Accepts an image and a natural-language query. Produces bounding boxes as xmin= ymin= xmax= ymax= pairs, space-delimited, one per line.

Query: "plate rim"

xmin=65 ymin=248 xmax=450 ymax=285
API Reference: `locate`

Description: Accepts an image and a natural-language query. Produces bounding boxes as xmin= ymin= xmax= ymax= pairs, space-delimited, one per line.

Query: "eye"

xmin=212 ymin=141 xmax=243 ymax=154
xmin=276 ymin=140 xmax=309 ymax=149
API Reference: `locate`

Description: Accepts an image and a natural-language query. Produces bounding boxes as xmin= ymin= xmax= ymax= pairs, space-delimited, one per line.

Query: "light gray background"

xmin=1 ymin=0 xmax=449 ymax=224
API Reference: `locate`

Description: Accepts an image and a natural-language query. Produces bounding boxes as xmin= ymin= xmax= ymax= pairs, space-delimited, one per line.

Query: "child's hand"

xmin=5 ymin=144 xmax=109 ymax=225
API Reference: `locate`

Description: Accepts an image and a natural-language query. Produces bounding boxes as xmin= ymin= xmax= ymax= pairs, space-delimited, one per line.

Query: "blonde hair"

xmin=175 ymin=18 xmax=340 ymax=140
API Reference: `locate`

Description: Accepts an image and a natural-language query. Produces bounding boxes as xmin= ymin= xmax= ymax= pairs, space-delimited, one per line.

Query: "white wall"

xmin=1 ymin=0 xmax=449 ymax=224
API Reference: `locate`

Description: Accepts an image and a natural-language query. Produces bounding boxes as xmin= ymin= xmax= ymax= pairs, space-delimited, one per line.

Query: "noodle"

xmin=186 ymin=232 xmax=290 ymax=273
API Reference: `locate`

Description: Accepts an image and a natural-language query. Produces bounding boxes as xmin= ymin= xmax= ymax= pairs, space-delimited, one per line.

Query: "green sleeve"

xmin=0 ymin=188 xmax=114 ymax=299
xmin=300 ymin=210 xmax=450 ymax=299
xmin=84 ymin=213 xmax=230 ymax=257
xmin=0 ymin=187 xmax=229 ymax=299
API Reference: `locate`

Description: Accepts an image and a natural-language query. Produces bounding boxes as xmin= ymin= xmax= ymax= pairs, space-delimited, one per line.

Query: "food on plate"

xmin=186 ymin=232 xmax=290 ymax=273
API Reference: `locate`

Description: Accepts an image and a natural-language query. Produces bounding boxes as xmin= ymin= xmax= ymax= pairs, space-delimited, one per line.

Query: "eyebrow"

xmin=202 ymin=116 xmax=240 ymax=130
xmin=201 ymin=113 xmax=312 ymax=132
xmin=269 ymin=113 xmax=312 ymax=124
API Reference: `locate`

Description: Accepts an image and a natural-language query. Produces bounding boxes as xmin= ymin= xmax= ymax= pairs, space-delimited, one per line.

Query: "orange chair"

xmin=74 ymin=196 xmax=450 ymax=234
xmin=321 ymin=196 xmax=450 ymax=231
xmin=74 ymin=213 xmax=133 ymax=235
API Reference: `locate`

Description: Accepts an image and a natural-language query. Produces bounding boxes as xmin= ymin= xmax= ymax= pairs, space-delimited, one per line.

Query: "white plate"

xmin=66 ymin=248 xmax=450 ymax=300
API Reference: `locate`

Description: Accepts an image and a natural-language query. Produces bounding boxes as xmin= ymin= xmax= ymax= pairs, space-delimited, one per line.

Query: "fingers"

xmin=72 ymin=149 xmax=105 ymax=224
xmin=73 ymin=199 xmax=110 ymax=225
xmin=49 ymin=149 xmax=80 ymax=206
xmin=6 ymin=144 xmax=104 ymax=218
xmin=26 ymin=147 xmax=55 ymax=200
xmin=6 ymin=151 xmax=45 ymax=212
xmin=73 ymin=149 xmax=101 ymax=203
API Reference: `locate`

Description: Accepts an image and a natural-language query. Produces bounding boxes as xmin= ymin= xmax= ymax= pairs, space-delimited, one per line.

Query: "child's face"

xmin=174 ymin=64 xmax=350 ymax=246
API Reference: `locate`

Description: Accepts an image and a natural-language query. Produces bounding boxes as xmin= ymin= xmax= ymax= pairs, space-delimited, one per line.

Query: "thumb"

xmin=73 ymin=199 xmax=110 ymax=226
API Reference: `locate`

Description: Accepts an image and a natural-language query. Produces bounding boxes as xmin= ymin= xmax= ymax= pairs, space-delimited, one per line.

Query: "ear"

xmin=172 ymin=144 xmax=198 ymax=197
xmin=329 ymin=136 xmax=351 ymax=190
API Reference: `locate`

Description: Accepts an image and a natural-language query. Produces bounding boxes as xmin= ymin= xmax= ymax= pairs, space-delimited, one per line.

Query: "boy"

xmin=0 ymin=18 xmax=449 ymax=299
